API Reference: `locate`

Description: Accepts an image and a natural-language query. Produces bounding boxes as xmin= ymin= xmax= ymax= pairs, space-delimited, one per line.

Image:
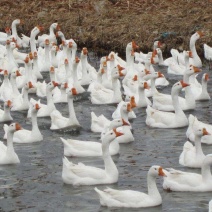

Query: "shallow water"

xmin=0 ymin=53 xmax=212 ymax=212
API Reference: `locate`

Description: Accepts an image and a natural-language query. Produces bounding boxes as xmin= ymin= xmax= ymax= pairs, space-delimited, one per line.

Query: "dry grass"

xmin=0 ymin=0 xmax=211 ymax=57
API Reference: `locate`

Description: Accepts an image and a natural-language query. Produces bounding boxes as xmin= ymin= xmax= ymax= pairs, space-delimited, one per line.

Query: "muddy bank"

xmin=0 ymin=0 xmax=211 ymax=57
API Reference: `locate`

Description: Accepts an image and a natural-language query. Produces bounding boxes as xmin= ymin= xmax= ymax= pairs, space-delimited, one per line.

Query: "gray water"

xmin=0 ymin=53 xmax=212 ymax=212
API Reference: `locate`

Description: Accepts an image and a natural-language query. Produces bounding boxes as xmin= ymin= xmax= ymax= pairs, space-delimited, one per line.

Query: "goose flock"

xmin=0 ymin=19 xmax=212 ymax=210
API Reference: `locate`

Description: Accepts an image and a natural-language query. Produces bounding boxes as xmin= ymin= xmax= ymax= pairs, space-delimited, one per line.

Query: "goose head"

xmin=4 ymin=100 xmax=12 ymax=109
xmin=31 ymin=102 xmax=41 ymax=114
xmin=194 ymin=128 xmax=210 ymax=138
xmin=61 ymin=82 xmax=69 ymax=90
xmin=25 ymin=81 xmax=34 ymax=90
xmin=32 ymin=26 xmax=44 ymax=36
xmin=67 ymin=87 xmax=77 ymax=98
xmin=50 ymin=66 xmax=55 ymax=73
xmin=191 ymin=31 xmax=204 ymax=41
xmin=11 ymin=69 xmax=22 ymax=78
xmin=8 ymin=123 xmax=22 ymax=133
xmin=3 ymin=70 xmax=9 ymax=78
xmin=44 ymin=39 xmax=50 ymax=47
xmin=154 ymin=41 xmax=162 ymax=48
xmin=101 ymin=128 xmax=124 ymax=144
xmin=10 ymin=42 xmax=19 ymax=50
xmin=82 ymin=47 xmax=88 ymax=56
xmin=47 ymin=81 xmax=59 ymax=91
xmin=203 ymin=73 xmax=209 ymax=82
xmin=13 ymin=19 xmax=23 ymax=26
xmin=51 ymin=45 xmax=59 ymax=53
xmin=5 ymin=27 xmax=11 ymax=35
xmin=51 ymin=22 xmax=60 ymax=31
xmin=148 ymin=166 xmax=166 ymax=178
xmin=139 ymin=81 xmax=150 ymax=90
xmin=72 ymin=57 xmax=80 ymax=68
xmin=121 ymin=102 xmax=132 ymax=114
xmin=130 ymin=96 xmax=137 ymax=109
xmin=171 ymin=80 xmax=190 ymax=95
xmin=184 ymin=50 xmax=193 ymax=59
xmin=185 ymin=65 xmax=201 ymax=76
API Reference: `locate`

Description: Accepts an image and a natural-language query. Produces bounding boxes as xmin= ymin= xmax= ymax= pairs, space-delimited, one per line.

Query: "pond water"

xmin=0 ymin=52 xmax=212 ymax=212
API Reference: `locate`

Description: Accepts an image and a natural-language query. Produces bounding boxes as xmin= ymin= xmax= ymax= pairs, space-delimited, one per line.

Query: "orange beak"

xmin=203 ymin=128 xmax=210 ymax=136
xmin=158 ymin=72 xmax=164 ymax=78
xmin=188 ymin=51 xmax=193 ymax=58
xmin=180 ymin=80 xmax=190 ymax=88
xmin=130 ymin=97 xmax=137 ymax=108
xmin=16 ymin=70 xmax=22 ymax=76
xmin=144 ymin=82 xmax=149 ymax=89
xmin=145 ymin=69 xmax=151 ymax=75
xmin=132 ymin=40 xmax=139 ymax=50
xmin=133 ymin=75 xmax=138 ymax=81
xmin=15 ymin=123 xmax=22 ymax=131
xmin=35 ymin=103 xmax=41 ymax=110
xmin=82 ymin=47 xmax=88 ymax=55
xmin=158 ymin=167 xmax=166 ymax=177
xmin=205 ymin=74 xmax=209 ymax=81
xmin=113 ymin=128 xmax=124 ymax=137
xmin=64 ymin=82 xmax=68 ymax=89
xmin=75 ymin=57 xmax=80 ymax=63
xmin=71 ymin=88 xmax=78 ymax=95
xmin=7 ymin=100 xmax=12 ymax=107
xmin=52 ymin=81 xmax=59 ymax=87
xmin=127 ymin=103 xmax=132 ymax=112
xmin=122 ymin=119 xmax=130 ymax=126
xmin=28 ymin=81 xmax=34 ymax=88
xmin=197 ymin=31 xmax=204 ymax=37
xmin=193 ymin=66 xmax=201 ymax=73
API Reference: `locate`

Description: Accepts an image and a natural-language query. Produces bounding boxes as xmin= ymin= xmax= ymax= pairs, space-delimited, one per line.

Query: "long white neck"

xmin=201 ymin=161 xmax=212 ymax=182
xmin=190 ymin=36 xmax=202 ymax=67
xmin=30 ymin=31 xmax=39 ymax=53
xmin=11 ymin=22 xmax=18 ymax=36
xmin=3 ymin=106 xmax=12 ymax=120
xmin=31 ymin=110 xmax=41 ymax=136
xmin=49 ymin=25 xmax=55 ymax=36
xmin=46 ymin=88 xmax=55 ymax=108
xmin=10 ymin=76 xmax=20 ymax=95
xmin=120 ymin=109 xmax=129 ymax=122
xmin=147 ymin=173 xmax=161 ymax=200
xmin=68 ymin=96 xmax=79 ymax=125
xmin=81 ymin=55 xmax=88 ymax=76
xmin=72 ymin=64 xmax=78 ymax=82
xmin=194 ymin=135 xmax=204 ymax=157
xmin=138 ymin=87 xmax=147 ymax=107
xmin=50 ymin=72 xmax=55 ymax=82
xmin=111 ymin=77 xmax=122 ymax=103
xmin=102 ymin=139 xmax=118 ymax=177
xmin=22 ymin=87 xmax=30 ymax=106
xmin=6 ymin=130 xmax=15 ymax=154
xmin=45 ymin=45 xmax=50 ymax=64
xmin=201 ymin=79 xmax=208 ymax=96
xmin=151 ymin=78 xmax=158 ymax=94
xmin=3 ymin=76 xmax=11 ymax=88
xmin=183 ymin=74 xmax=195 ymax=107
xmin=171 ymin=89 xmax=184 ymax=116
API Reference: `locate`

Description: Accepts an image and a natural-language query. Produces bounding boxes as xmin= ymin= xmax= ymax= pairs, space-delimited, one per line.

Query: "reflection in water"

xmin=0 ymin=53 xmax=211 ymax=211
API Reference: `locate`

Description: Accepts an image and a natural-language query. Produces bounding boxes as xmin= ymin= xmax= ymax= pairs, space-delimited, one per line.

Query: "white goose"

xmin=163 ymin=154 xmax=212 ymax=192
xmin=50 ymin=88 xmax=80 ymax=130
xmin=11 ymin=82 xmax=34 ymax=111
xmin=27 ymin=81 xmax=58 ymax=118
xmin=179 ymin=127 xmax=209 ymax=168
xmin=195 ymin=73 xmax=210 ymax=101
xmin=90 ymin=65 xmax=123 ymax=104
xmin=37 ymin=22 xmax=60 ymax=47
xmin=62 ymin=129 xmax=123 ymax=185
xmin=95 ymin=166 xmax=166 ymax=208
xmin=0 ymin=123 xmax=21 ymax=164
xmin=10 ymin=68 xmax=21 ymax=96
xmin=53 ymin=82 xmax=68 ymax=103
xmin=61 ymin=118 xmax=127 ymax=157
xmin=152 ymin=65 xmax=201 ymax=111
xmin=0 ymin=100 xmax=13 ymax=122
xmin=189 ymin=31 xmax=204 ymax=68
xmin=4 ymin=102 xmax=43 ymax=143
xmin=146 ymin=81 xmax=189 ymax=128
xmin=186 ymin=114 xmax=212 ymax=145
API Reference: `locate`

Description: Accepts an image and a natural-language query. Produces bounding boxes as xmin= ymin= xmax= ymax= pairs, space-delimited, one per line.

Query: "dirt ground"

xmin=0 ymin=0 xmax=211 ymax=57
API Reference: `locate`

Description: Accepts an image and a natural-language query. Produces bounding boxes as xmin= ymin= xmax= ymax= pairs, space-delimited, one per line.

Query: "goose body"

xmin=95 ymin=166 xmax=166 ymax=208
xmin=4 ymin=103 xmax=43 ymax=143
xmin=50 ymin=88 xmax=80 ymax=130
xmin=186 ymin=114 xmax=212 ymax=144
xmin=0 ymin=123 xmax=21 ymax=164
xmin=163 ymin=154 xmax=212 ymax=192
xmin=61 ymin=118 xmax=126 ymax=157
xmin=146 ymin=81 xmax=189 ymax=128
xmin=179 ymin=128 xmax=209 ymax=168
xmin=62 ymin=129 xmax=122 ymax=185
xmin=27 ymin=81 xmax=58 ymax=118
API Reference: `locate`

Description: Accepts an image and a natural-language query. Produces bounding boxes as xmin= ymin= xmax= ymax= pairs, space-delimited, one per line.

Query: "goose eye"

xmin=155 ymin=168 xmax=157 ymax=170
xmin=110 ymin=133 xmax=113 ymax=135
